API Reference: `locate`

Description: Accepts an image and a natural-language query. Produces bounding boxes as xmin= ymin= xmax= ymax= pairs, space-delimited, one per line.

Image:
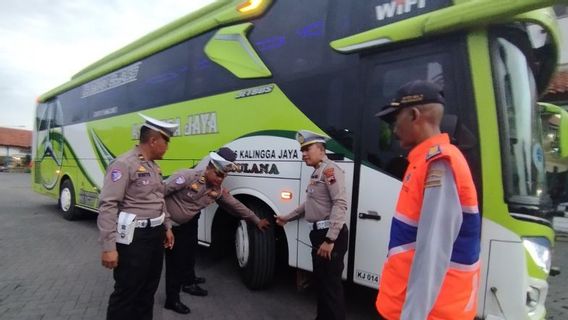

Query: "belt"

xmin=135 ymin=213 xmax=165 ymax=228
xmin=308 ymin=220 xmax=331 ymax=231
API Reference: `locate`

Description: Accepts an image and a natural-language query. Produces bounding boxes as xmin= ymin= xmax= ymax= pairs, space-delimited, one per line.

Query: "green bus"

xmin=33 ymin=1 xmax=567 ymax=318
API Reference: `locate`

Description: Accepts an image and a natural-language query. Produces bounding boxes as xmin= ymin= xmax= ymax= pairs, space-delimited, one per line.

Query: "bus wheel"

xmin=235 ymin=200 xmax=275 ymax=290
xmin=59 ymin=179 xmax=79 ymax=220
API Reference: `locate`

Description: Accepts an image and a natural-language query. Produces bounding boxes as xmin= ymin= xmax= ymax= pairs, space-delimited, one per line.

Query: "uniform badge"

xmin=175 ymin=176 xmax=186 ymax=185
xmin=141 ymin=180 xmax=150 ymax=185
xmin=137 ymin=165 xmax=147 ymax=172
xmin=190 ymin=183 xmax=200 ymax=191
xmin=426 ymin=145 xmax=442 ymax=160
xmin=111 ymin=168 xmax=122 ymax=182
xmin=198 ymin=176 xmax=206 ymax=184
xmin=323 ymin=167 xmax=336 ymax=185
xmin=209 ymin=190 xmax=219 ymax=198
xmin=425 ymin=169 xmax=443 ymax=188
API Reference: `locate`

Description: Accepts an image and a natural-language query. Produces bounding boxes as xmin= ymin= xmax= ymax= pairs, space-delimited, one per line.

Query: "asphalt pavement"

xmin=2 ymin=172 xmax=567 ymax=319
xmin=0 ymin=173 xmax=377 ymax=320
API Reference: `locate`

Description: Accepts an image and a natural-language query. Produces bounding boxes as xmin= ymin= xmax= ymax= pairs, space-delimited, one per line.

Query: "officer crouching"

xmin=276 ymin=130 xmax=349 ymax=320
xmin=162 ymin=147 xmax=270 ymax=314
xmin=97 ymin=113 xmax=177 ymax=320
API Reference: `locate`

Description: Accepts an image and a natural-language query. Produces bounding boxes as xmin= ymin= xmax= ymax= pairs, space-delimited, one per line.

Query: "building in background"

xmin=0 ymin=127 xmax=32 ymax=170
xmin=543 ymin=5 xmax=568 ymax=105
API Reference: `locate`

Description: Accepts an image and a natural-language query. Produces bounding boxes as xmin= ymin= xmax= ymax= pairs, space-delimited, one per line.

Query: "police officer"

xmin=374 ymin=80 xmax=481 ymax=320
xmin=276 ymin=130 xmax=349 ymax=320
xmin=97 ymin=113 xmax=177 ymax=320
xmin=163 ymin=147 xmax=270 ymax=314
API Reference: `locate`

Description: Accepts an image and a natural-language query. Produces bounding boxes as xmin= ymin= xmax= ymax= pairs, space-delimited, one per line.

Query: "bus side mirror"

xmin=540 ymin=103 xmax=568 ymax=159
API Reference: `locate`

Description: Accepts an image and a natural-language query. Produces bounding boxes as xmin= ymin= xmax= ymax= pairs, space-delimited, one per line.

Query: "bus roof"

xmin=38 ymin=0 xmax=273 ymax=103
xmin=39 ymin=0 xmax=560 ymax=102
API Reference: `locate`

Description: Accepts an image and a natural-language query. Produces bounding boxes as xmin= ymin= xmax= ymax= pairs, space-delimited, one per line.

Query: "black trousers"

xmin=107 ymin=226 xmax=165 ymax=320
xmin=309 ymin=224 xmax=348 ymax=320
xmin=164 ymin=216 xmax=198 ymax=302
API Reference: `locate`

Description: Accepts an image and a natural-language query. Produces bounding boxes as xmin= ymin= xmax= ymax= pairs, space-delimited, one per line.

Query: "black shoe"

xmin=182 ymin=284 xmax=208 ymax=296
xmin=164 ymin=300 xmax=191 ymax=314
xmin=194 ymin=276 xmax=206 ymax=284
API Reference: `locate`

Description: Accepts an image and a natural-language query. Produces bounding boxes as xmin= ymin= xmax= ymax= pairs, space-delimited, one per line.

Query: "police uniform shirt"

xmin=97 ymin=146 xmax=170 ymax=252
xmin=164 ymin=168 xmax=261 ymax=225
xmin=288 ymin=157 xmax=348 ymax=241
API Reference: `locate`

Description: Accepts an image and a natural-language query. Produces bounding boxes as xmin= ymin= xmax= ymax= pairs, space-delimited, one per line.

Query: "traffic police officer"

xmin=162 ymin=147 xmax=270 ymax=314
xmin=375 ymin=80 xmax=481 ymax=320
xmin=276 ymin=130 xmax=349 ymax=320
xmin=97 ymin=113 xmax=177 ymax=320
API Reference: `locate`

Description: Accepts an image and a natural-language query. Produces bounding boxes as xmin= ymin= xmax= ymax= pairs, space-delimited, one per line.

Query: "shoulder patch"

xmin=426 ymin=145 xmax=442 ymax=160
xmin=323 ymin=167 xmax=336 ymax=185
xmin=111 ymin=168 xmax=122 ymax=182
xmin=175 ymin=176 xmax=186 ymax=185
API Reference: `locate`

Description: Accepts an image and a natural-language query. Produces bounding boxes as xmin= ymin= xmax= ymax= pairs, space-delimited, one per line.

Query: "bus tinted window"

xmin=361 ymin=40 xmax=477 ymax=180
xmin=249 ymin=0 xmax=335 ymax=77
xmin=57 ymin=31 xmax=246 ymax=125
xmin=279 ymin=69 xmax=360 ymax=153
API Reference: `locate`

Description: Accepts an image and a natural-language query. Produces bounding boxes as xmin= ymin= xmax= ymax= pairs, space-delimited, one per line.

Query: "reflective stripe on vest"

xmin=377 ymin=134 xmax=480 ymax=320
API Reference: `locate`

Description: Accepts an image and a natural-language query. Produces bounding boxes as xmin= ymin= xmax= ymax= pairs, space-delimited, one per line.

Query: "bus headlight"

xmin=522 ymin=237 xmax=551 ymax=274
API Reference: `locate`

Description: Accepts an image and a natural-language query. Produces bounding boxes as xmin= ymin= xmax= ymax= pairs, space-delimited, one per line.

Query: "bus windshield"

xmin=492 ymin=35 xmax=549 ymax=213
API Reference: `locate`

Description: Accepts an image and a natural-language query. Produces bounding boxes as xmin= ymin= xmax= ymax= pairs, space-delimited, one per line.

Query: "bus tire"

xmin=58 ymin=179 xmax=79 ymax=220
xmin=235 ymin=200 xmax=275 ymax=290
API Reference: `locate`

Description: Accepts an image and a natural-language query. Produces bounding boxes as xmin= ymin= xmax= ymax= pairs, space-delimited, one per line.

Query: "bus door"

xmin=352 ymin=39 xmax=466 ymax=288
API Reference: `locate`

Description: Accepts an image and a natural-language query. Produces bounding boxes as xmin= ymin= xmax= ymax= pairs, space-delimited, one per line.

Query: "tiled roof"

xmin=0 ymin=127 xmax=32 ymax=148
xmin=547 ymin=71 xmax=568 ymax=94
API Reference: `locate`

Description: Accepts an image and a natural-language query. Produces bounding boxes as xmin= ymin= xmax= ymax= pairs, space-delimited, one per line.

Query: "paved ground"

xmin=547 ymin=236 xmax=568 ymax=320
xmin=2 ymin=172 xmax=568 ymax=319
xmin=0 ymin=173 xmax=377 ymax=320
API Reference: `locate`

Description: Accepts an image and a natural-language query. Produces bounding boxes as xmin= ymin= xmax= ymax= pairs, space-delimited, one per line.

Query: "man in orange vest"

xmin=374 ymin=80 xmax=481 ymax=320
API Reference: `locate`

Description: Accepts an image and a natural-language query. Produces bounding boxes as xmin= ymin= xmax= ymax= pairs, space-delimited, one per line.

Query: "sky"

xmin=0 ymin=0 xmax=214 ymax=130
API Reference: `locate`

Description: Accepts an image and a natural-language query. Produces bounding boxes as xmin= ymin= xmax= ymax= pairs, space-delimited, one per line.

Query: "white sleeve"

xmin=401 ymin=159 xmax=463 ymax=320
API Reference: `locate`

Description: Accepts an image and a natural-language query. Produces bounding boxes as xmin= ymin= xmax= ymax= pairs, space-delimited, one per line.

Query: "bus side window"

xmin=362 ymin=54 xmax=450 ymax=180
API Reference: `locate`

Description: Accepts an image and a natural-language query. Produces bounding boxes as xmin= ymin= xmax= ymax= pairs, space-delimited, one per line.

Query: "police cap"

xmin=375 ymin=80 xmax=445 ymax=123
xmin=209 ymin=147 xmax=238 ymax=173
xmin=138 ymin=113 xmax=179 ymax=140
xmin=296 ymin=130 xmax=329 ymax=150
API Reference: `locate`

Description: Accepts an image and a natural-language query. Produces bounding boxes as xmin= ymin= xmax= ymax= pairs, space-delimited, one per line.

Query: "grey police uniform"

xmin=98 ymin=146 xmax=171 ymax=250
xmin=163 ymin=168 xmax=261 ymax=304
xmin=97 ymin=113 xmax=177 ymax=320
xmin=286 ymin=129 xmax=349 ymax=320
xmin=165 ymin=168 xmax=260 ymax=225
xmin=287 ymin=157 xmax=347 ymax=241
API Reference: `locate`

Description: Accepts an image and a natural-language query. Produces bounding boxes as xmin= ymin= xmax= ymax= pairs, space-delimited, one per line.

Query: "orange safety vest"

xmin=376 ymin=133 xmax=480 ymax=320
